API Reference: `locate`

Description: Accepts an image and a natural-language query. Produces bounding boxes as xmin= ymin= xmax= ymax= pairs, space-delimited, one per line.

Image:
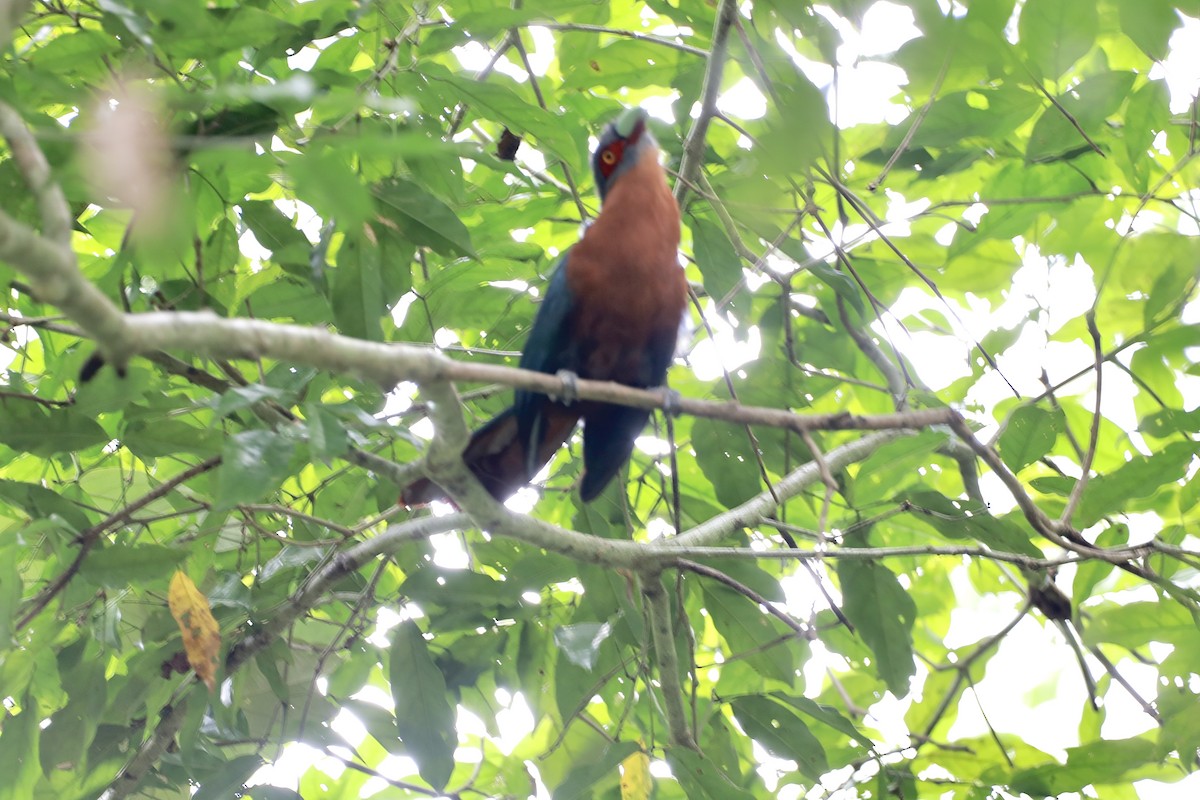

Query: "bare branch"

xmin=538 ymin=22 xmax=708 ymax=57
xmin=642 ymin=573 xmax=700 ymax=750
xmin=672 ymin=430 xmax=908 ymax=549
xmin=18 ymin=457 xmax=222 ymax=630
xmin=674 ymin=0 xmax=736 ymax=207
xmin=101 ymin=513 xmax=464 ymax=799
xmin=678 ymin=558 xmax=809 ymax=636
xmin=0 ymin=99 xmax=72 ymax=245
xmin=97 ymin=697 xmax=192 ymax=800
xmin=1060 ymin=311 xmax=1103 ymax=526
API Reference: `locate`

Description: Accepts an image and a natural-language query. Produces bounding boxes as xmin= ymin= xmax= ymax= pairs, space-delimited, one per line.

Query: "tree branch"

xmin=642 ymin=573 xmax=699 ymax=750
xmin=677 ymin=558 xmax=809 ymax=636
xmin=0 ymin=99 xmax=72 ymax=245
xmin=102 ymin=513 xmax=465 ymax=799
xmin=1059 ymin=311 xmax=1103 ymax=526
xmin=671 ymin=430 xmax=907 ymax=548
xmin=673 ymin=0 xmax=736 ymax=208
xmin=18 ymin=457 xmax=222 ymax=631
xmin=537 ymin=22 xmax=708 ymax=57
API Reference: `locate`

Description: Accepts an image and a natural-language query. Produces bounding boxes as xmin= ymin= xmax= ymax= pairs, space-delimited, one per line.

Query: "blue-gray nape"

xmin=592 ymin=109 xmax=656 ymax=203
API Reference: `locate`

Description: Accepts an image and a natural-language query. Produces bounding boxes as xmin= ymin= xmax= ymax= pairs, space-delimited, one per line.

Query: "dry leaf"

xmin=619 ymin=746 xmax=651 ymax=800
xmin=167 ymin=570 xmax=220 ymax=690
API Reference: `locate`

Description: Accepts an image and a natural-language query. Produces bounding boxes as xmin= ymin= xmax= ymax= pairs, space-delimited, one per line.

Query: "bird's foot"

xmin=661 ymin=388 xmax=683 ymax=416
xmin=555 ymin=369 xmax=580 ymax=405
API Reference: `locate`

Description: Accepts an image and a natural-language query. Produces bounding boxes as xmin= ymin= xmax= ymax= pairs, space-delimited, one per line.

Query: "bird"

xmin=403 ymin=107 xmax=687 ymax=506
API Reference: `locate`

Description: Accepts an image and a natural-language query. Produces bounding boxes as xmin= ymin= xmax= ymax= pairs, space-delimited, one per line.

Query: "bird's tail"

xmin=400 ymin=404 xmax=579 ymax=507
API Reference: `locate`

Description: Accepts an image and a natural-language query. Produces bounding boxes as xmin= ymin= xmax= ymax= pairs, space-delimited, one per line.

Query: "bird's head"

xmin=592 ymin=107 xmax=658 ymax=203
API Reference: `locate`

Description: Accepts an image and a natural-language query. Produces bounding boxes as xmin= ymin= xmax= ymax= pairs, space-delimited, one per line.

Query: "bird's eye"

xmin=601 ymin=150 xmax=617 ymax=165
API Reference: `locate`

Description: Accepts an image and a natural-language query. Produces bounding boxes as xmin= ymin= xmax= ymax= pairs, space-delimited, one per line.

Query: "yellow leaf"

xmin=168 ymin=571 xmax=220 ymax=690
xmin=619 ymin=747 xmax=651 ymax=800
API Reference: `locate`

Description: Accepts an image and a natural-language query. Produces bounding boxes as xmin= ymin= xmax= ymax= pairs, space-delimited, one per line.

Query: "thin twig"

xmin=677 ymin=558 xmax=809 ymax=636
xmin=1059 ymin=311 xmax=1103 ymax=526
xmin=18 ymin=457 xmax=222 ymax=630
xmin=537 ymin=22 xmax=708 ymax=57
xmin=869 ymin=50 xmax=952 ymax=191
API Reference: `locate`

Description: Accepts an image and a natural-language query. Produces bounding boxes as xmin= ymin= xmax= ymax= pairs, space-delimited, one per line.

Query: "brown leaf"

xmin=167 ymin=571 xmax=220 ymax=690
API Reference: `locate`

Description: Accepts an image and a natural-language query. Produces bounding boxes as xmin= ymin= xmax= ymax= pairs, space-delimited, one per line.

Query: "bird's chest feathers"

xmin=564 ymin=165 xmax=684 ymax=382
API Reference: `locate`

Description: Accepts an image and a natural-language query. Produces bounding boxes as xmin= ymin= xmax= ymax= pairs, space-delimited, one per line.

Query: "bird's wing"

xmin=514 ymin=252 xmax=579 ymax=476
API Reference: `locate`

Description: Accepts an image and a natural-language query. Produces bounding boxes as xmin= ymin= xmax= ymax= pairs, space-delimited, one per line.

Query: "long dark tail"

xmin=401 ymin=405 xmax=579 ymax=506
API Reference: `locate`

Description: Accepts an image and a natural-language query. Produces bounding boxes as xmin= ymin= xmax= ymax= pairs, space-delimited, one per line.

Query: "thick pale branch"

xmin=658 ymin=543 xmax=1163 ymax=569
xmin=4 ymin=301 xmax=957 ymax=435
xmin=0 ymin=100 xmax=72 ymax=244
xmin=642 ymin=574 xmax=699 ymax=750
xmin=672 ymin=430 xmax=909 ymax=548
xmin=225 ymin=513 xmax=464 ymax=673
xmin=97 ymin=697 xmax=191 ymax=800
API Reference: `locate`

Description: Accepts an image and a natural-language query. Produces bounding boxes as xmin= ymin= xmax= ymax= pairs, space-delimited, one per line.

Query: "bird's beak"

xmin=614 ymin=108 xmax=647 ymax=142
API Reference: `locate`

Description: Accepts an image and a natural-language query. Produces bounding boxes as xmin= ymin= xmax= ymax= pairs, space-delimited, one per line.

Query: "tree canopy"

xmin=1 ymin=0 xmax=1199 ymax=798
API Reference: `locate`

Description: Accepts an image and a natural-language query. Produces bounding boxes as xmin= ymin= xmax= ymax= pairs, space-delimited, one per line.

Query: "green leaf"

xmin=997 ymin=404 xmax=1061 ymax=472
xmin=899 ymin=86 xmax=1042 ymax=148
xmin=372 ymin=178 xmax=476 ymax=259
xmin=123 ymin=419 xmax=223 ymax=459
xmin=331 ymin=231 xmax=386 ymax=341
xmin=757 ymin=74 xmax=831 ymax=175
xmin=0 ymin=548 xmax=18 ymax=646
xmin=562 ymin=39 xmax=681 ymax=90
xmin=552 ymin=741 xmax=640 ymax=799
xmin=216 ymin=430 xmax=297 ymax=509
xmin=0 ymin=693 xmax=41 ymax=799
xmin=772 ymin=693 xmax=872 ymax=750
xmin=212 ymin=384 xmax=287 ymax=421
xmin=79 ymin=544 xmax=187 ymax=588
xmin=247 ymin=788 xmax=305 ymax=800
xmin=0 ymin=479 xmax=92 ymax=534
xmin=1123 ymin=80 xmax=1171 ymax=192
xmin=193 ymin=755 xmax=265 ymax=800
xmin=690 ymin=211 xmax=749 ymax=314
xmin=1116 ymin=0 xmax=1179 ymax=60
xmin=731 ymin=695 xmax=830 ymax=779
xmin=1017 ymin=0 xmax=1097 ymax=80
xmin=837 ymin=559 xmax=916 ymax=697
xmin=1071 ymin=524 xmax=1125 ymax=603
xmin=304 ymin=403 xmax=349 ymax=461
xmin=389 ymin=621 xmax=456 ymax=791
xmin=702 ymin=583 xmax=797 ymax=684
xmin=422 ymin=66 xmax=580 ymax=167
xmin=1026 ymin=72 xmax=1136 ymax=163
xmin=1082 ymin=601 xmax=1200 ymax=650
xmin=0 ymin=405 xmax=109 ymax=456
xmin=1010 ymin=736 xmax=1162 ymax=795
xmin=667 ymin=748 xmax=757 ymax=800
xmin=1075 ymin=441 xmax=1195 ymax=528
xmin=691 ymin=417 xmax=762 ymax=508
xmin=285 ymin=149 xmax=374 ymax=230
xmin=809 ymin=261 xmax=865 ymax=317
xmin=240 ymin=200 xmax=312 ymax=268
